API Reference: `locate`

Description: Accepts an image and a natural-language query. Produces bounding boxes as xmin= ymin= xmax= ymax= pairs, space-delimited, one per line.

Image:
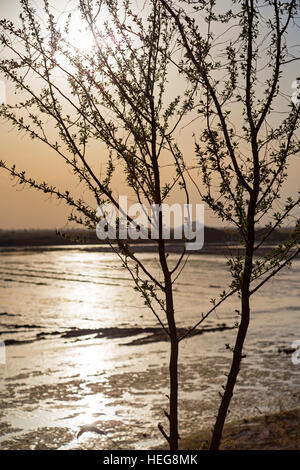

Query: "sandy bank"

xmin=168 ymin=408 xmax=300 ymax=450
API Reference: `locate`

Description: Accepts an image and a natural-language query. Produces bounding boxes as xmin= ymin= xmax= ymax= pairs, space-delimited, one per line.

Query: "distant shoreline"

xmin=0 ymin=225 xmax=297 ymax=257
xmin=0 ymin=242 xmax=299 ymax=258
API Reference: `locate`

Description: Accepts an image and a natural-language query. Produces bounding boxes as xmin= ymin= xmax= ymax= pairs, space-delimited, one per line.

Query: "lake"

xmin=0 ymin=247 xmax=299 ymax=449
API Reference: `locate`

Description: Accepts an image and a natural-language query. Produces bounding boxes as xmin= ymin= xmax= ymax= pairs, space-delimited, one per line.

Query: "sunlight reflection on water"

xmin=0 ymin=249 xmax=299 ymax=449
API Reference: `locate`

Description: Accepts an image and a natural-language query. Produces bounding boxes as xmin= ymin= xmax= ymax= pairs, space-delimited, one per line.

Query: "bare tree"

xmin=0 ymin=0 xmax=200 ymax=450
xmin=1 ymin=0 xmax=300 ymax=451
xmin=161 ymin=0 xmax=300 ymax=449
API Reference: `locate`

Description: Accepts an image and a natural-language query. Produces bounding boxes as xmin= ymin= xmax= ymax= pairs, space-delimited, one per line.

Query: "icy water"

xmin=0 ymin=247 xmax=299 ymax=449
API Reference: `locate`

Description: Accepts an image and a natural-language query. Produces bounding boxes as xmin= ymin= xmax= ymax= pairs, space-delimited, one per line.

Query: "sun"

xmin=61 ymin=7 xmax=121 ymax=56
xmin=65 ymin=12 xmax=95 ymax=54
xmin=49 ymin=0 xmax=125 ymax=65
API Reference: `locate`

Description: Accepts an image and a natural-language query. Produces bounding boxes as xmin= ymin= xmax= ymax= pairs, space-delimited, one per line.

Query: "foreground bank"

xmin=172 ymin=408 xmax=300 ymax=450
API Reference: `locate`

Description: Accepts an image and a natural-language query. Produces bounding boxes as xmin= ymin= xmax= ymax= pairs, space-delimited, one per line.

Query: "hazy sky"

xmin=0 ymin=0 xmax=299 ymax=230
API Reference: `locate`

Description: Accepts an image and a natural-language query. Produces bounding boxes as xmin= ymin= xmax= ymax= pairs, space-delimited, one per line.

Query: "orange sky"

xmin=0 ymin=0 xmax=299 ymax=230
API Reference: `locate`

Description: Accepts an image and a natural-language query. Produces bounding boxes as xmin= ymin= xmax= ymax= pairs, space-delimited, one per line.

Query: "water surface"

xmin=0 ymin=248 xmax=299 ymax=449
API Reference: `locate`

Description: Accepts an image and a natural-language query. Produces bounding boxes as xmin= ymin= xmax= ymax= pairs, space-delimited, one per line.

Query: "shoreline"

xmin=174 ymin=408 xmax=300 ymax=450
xmin=1 ymin=242 xmax=298 ymax=259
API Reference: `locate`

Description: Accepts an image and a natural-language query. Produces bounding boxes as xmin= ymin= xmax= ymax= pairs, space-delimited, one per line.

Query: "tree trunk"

xmin=210 ymin=209 xmax=255 ymax=450
xmin=169 ymin=332 xmax=179 ymax=450
xmin=209 ymin=291 xmax=250 ymax=450
xmin=165 ymin=277 xmax=179 ymax=450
